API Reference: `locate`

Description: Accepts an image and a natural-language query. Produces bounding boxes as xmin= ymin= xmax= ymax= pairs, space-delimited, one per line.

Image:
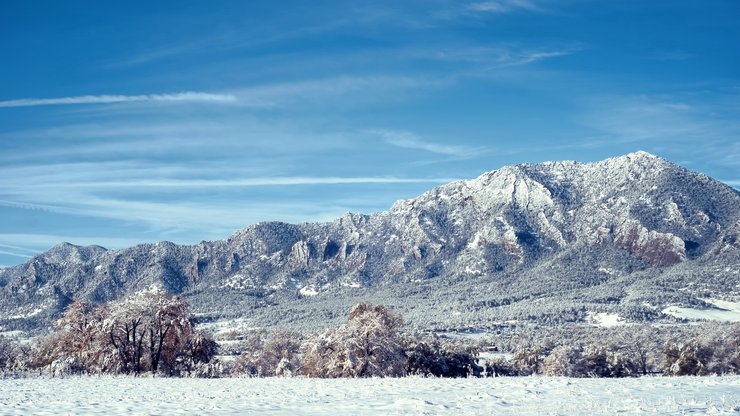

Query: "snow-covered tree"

xmin=543 ymin=344 xmax=585 ymax=377
xmin=301 ymin=303 xmax=406 ymax=378
xmin=0 ymin=336 xmax=12 ymax=370
xmin=617 ymin=325 xmax=661 ymax=375
xmin=663 ymin=340 xmax=712 ymax=376
xmin=582 ymin=343 xmax=637 ymax=377
xmin=404 ymin=336 xmax=482 ymax=377
xmin=104 ymin=285 xmax=193 ymax=375
xmin=511 ymin=345 xmax=546 ymax=376
xmin=52 ymin=299 xmax=109 ymax=373
xmin=31 ymin=285 xmax=216 ymax=376
xmin=233 ymin=330 xmax=302 ymax=377
xmin=700 ymin=323 xmax=740 ymax=375
xmin=176 ymin=330 xmax=220 ymax=377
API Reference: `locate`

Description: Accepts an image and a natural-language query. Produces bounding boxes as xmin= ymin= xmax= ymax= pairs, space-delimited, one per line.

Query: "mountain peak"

xmin=611 ymin=150 xmax=669 ymax=166
xmin=625 ymin=150 xmax=658 ymax=159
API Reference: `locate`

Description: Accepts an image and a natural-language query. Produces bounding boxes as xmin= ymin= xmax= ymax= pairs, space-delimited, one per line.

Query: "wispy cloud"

xmin=0 ymin=199 xmax=63 ymax=213
xmin=104 ymin=14 xmax=353 ymax=69
xmin=575 ymin=93 xmax=740 ymax=172
xmin=579 ymin=94 xmax=740 ymax=151
xmin=0 ymin=234 xmax=152 ymax=252
xmin=0 ymin=242 xmax=45 ymax=260
xmin=0 ymin=243 xmax=39 ymax=255
xmin=2 ymin=174 xmax=456 ymax=191
xmin=0 ymin=158 xmax=458 ymax=236
xmin=467 ymin=0 xmax=544 ymax=14
xmin=61 ymin=176 xmax=455 ymax=189
xmin=0 ymin=247 xmax=35 ymax=259
xmin=0 ymin=118 xmax=356 ymax=166
xmin=370 ymin=129 xmax=485 ymax=158
xmin=0 ymin=250 xmax=33 ymax=259
xmin=0 ymin=193 xmax=369 ymax=239
xmin=0 ymin=92 xmax=237 ymax=108
xmin=233 ymin=75 xmax=436 ymax=107
xmin=427 ymin=46 xmax=577 ymax=67
xmin=6 ymin=76 xmax=435 ymax=114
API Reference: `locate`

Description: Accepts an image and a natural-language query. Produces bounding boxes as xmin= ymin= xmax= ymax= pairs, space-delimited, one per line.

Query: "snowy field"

xmin=663 ymin=298 xmax=740 ymax=323
xmin=1 ymin=376 xmax=739 ymax=415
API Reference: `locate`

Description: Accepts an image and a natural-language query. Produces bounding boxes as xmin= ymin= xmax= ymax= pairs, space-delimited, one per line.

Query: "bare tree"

xmin=105 ymin=285 xmax=193 ymax=375
xmin=32 ymin=285 xmax=215 ymax=376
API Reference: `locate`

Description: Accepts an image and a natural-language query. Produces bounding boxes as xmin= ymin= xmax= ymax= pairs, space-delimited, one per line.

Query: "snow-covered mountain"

xmin=2 ymin=152 xmax=739 ymax=332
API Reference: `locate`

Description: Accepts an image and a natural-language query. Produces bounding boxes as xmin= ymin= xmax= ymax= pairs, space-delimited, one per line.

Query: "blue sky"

xmin=1 ymin=0 xmax=739 ymax=266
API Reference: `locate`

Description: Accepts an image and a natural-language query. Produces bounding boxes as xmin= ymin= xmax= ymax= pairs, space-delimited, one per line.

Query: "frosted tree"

xmin=616 ymin=325 xmax=660 ymax=375
xmin=27 ymin=299 xmax=112 ymax=375
xmin=700 ymin=323 xmax=740 ymax=375
xmin=663 ymin=339 xmax=712 ymax=376
xmin=233 ymin=330 xmax=302 ymax=377
xmin=404 ymin=336 xmax=482 ymax=377
xmin=26 ymin=286 xmax=216 ymax=376
xmin=177 ymin=330 xmax=220 ymax=377
xmin=543 ymin=344 xmax=585 ymax=377
xmin=511 ymin=345 xmax=546 ymax=375
xmin=52 ymin=299 xmax=108 ymax=373
xmin=301 ymin=303 xmax=406 ymax=378
xmin=0 ymin=335 xmax=22 ymax=372
xmin=105 ymin=285 xmax=193 ymax=375
xmin=582 ymin=343 xmax=637 ymax=377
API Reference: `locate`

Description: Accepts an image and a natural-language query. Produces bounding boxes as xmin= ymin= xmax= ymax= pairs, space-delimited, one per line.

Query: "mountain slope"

xmin=1 ymin=151 xmax=739 ymax=333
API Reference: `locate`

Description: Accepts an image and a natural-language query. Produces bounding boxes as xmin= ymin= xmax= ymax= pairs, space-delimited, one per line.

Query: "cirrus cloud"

xmin=0 ymin=91 xmax=237 ymax=108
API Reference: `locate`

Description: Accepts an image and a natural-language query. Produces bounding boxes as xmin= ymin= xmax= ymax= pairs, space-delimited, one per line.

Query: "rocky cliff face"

xmin=1 ymin=152 xmax=738 ymax=332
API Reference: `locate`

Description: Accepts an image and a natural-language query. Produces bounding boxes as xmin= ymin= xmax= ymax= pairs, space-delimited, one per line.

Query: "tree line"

xmin=1 ymin=290 xmax=739 ymax=378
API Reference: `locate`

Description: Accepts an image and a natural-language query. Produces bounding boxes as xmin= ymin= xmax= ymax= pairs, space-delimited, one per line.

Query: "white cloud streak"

xmin=370 ymin=129 xmax=484 ymax=158
xmin=467 ymin=0 xmax=544 ymax=14
xmin=0 ymin=75 xmax=434 ymax=113
xmin=0 ymin=92 xmax=237 ymax=108
xmin=0 ymin=243 xmax=39 ymax=255
xmin=0 ymin=250 xmax=34 ymax=259
xmin=41 ymin=176 xmax=457 ymax=189
xmin=421 ymin=45 xmax=580 ymax=69
xmin=0 ymin=161 xmax=456 ymax=191
xmin=0 ymin=243 xmax=43 ymax=260
xmin=0 ymin=234 xmax=152 ymax=252
xmin=232 ymin=75 xmax=436 ymax=108
xmin=0 ymin=160 xmax=459 ymax=237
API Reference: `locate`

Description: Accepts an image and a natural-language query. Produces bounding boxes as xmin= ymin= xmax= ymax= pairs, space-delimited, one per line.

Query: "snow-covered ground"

xmin=663 ymin=298 xmax=740 ymax=322
xmin=1 ymin=376 xmax=738 ymax=415
xmin=587 ymin=312 xmax=626 ymax=327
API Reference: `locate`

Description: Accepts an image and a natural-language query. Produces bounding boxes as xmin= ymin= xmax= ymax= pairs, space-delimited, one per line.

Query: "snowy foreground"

xmin=1 ymin=376 xmax=739 ymax=415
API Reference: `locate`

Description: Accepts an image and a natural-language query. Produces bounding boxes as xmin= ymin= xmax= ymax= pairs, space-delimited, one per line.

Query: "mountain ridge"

xmin=2 ymin=151 xmax=739 ymax=333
